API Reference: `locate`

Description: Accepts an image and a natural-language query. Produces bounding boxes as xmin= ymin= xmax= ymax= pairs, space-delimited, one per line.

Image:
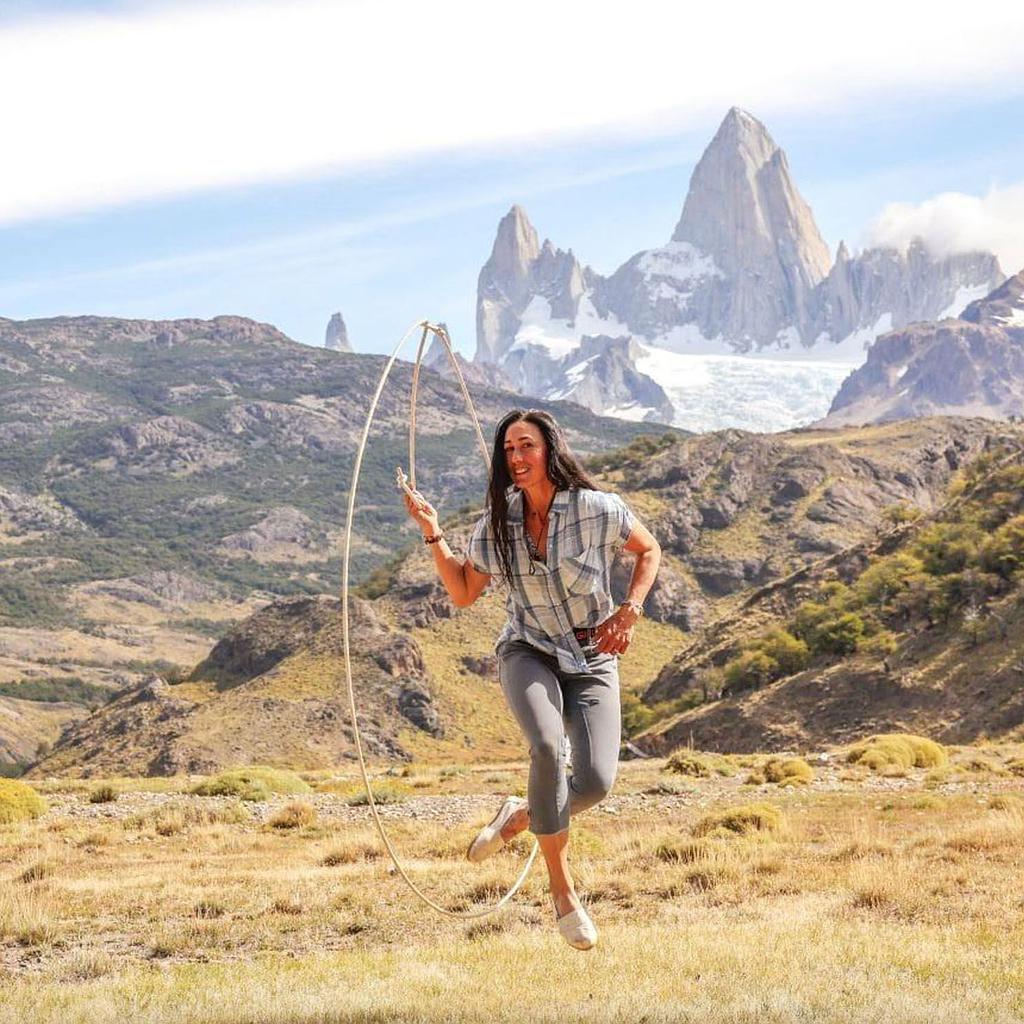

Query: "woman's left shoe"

xmin=466 ymin=796 xmax=527 ymax=863
xmin=556 ymin=905 xmax=598 ymax=951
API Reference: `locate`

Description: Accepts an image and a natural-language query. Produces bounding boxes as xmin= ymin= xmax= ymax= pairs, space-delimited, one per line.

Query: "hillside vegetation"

xmin=0 ymin=315 xmax=662 ymax=770
xmin=642 ymin=431 xmax=1024 ymax=752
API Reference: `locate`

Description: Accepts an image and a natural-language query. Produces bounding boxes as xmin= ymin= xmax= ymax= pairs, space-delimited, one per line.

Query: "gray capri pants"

xmin=497 ymin=638 xmax=621 ymax=836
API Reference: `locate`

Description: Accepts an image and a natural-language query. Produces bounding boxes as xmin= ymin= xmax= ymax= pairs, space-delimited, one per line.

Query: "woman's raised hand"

xmin=403 ymin=489 xmax=441 ymax=538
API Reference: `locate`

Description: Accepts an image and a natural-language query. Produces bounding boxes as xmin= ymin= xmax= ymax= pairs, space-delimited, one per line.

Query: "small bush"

xmin=344 ymin=782 xmax=410 ymax=806
xmin=665 ymin=751 xmax=735 ymax=778
xmin=845 ymin=733 xmax=947 ymax=772
xmin=665 ymin=752 xmax=713 ymax=778
xmin=269 ymin=801 xmax=318 ymax=829
xmin=1005 ymin=758 xmax=1024 ymax=777
xmin=88 ymin=785 xmax=118 ymax=804
xmin=693 ymin=802 xmax=784 ymax=837
xmin=191 ymin=767 xmax=311 ymax=802
xmin=723 ymin=650 xmax=778 ymax=692
xmin=0 ymin=779 xmax=47 ymax=824
xmin=758 ymin=757 xmax=814 ymax=787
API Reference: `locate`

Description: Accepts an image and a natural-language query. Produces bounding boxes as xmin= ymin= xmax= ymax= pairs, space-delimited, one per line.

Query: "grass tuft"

xmin=88 ymin=784 xmax=118 ymax=804
xmin=269 ymin=801 xmax=318 ymax=829
xmin=693 ymin=802 xmax=784 ymax=837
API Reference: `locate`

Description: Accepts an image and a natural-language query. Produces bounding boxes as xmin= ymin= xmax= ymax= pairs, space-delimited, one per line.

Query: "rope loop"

xmin=340 ymin=320 xmax=539 ymax=918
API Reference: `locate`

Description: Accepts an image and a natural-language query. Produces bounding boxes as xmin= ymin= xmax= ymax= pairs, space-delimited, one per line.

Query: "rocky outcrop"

xmin=821 ymin=270 xmax=1024 ymax=426
xmin=78 ymin=571 xmax=222 ymax=610
xmin=324 ymin=312 xmax=352 ymax=352
xmin=548 ymin=335 xmax=674 ymax=422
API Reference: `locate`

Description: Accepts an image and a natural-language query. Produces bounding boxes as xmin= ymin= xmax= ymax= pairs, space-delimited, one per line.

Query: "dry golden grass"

xmin=1 ymin=751 xmax=1023 ymax=1023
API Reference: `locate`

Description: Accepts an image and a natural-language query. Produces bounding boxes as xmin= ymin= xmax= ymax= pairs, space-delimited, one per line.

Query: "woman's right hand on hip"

xmin=403 ymin=490 xmax=440 ymax=537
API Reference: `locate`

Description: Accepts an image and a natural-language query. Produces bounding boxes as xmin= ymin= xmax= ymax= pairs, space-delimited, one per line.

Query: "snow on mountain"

xmin=634 ymin=346 xmax=857 ymax=433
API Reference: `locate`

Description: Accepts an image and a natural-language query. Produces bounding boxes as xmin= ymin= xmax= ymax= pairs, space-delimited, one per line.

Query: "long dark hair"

xmin=487 ymin=409 xmax=599 ymax=583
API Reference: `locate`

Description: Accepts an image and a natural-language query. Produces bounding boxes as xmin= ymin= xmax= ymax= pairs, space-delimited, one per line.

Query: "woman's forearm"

xmin=428 ymin=539 xmax=472 ymax=606
xmin=625 ymin=543 xmax=661 ymax=607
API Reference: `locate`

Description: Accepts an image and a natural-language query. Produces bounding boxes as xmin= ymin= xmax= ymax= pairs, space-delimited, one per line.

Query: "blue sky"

xmin=1 ymin=1 xmax=1023 ymax=357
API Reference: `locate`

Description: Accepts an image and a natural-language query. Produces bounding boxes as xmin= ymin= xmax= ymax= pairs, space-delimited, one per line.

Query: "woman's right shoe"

xmin=466 ymin=796 xmax=527 ymax=863
xmin=556 ymin=905 xmax=598 ymax=950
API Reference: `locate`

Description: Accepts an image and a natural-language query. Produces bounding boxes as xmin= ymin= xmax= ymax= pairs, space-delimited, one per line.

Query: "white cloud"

xmin=865 ymin=183 xmax=1024 ymax=276
xmin=1 ymin=0 xmax=1023 ymax=226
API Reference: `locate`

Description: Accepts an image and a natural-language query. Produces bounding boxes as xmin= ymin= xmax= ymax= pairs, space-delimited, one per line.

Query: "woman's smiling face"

xmin=504 ymin=420 xmax=548 ymax=488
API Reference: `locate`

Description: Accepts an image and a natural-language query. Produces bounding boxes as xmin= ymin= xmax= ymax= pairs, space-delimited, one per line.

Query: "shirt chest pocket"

xmin=556 ymin=538 xmax=603 ymax=597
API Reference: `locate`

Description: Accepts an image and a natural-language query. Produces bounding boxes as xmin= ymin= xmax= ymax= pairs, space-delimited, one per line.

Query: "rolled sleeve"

xmin=605 ymin=493 xmax=636 ymax=550
xmin=466 ymin=514 xmax=496 ymax=576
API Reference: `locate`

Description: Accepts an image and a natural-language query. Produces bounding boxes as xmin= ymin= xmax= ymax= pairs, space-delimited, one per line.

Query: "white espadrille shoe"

xmin=556 ymin=905 xmax=598 ymax=950
xmin=466 ymin=796 xmax=527 ymax=864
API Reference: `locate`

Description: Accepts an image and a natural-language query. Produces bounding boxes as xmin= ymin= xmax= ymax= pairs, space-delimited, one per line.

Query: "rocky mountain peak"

xmin=671 ymin=107 xmax=830 ymax=281
xmin=489 ymin=205 xmax=540 ymax=282
xmin=324 ymin=312 xmax=351 ymax=352
xmin=668 ymin=107 xmax=831 ymax=347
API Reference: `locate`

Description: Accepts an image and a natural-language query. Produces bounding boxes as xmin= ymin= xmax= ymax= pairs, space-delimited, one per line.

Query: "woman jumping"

xmin=403 ymin=408 xmax=661 ymax=950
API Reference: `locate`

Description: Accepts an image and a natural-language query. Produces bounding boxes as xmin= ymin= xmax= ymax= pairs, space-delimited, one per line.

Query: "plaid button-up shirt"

xmin=467 ymin=487 xmax=636 ymax=673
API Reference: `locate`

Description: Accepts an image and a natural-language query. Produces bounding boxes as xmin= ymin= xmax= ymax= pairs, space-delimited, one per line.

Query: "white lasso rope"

xmin=340 ymin=320 xmax=539 ymax=918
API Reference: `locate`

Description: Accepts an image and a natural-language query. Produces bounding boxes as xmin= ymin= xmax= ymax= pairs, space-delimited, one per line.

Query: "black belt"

xmin=573 ymin=627 xmax=598 ymax=643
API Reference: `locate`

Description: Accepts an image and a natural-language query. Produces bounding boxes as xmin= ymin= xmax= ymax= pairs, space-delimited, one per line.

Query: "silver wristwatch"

xmin=620 ymin=600 xmax=644 ymax=619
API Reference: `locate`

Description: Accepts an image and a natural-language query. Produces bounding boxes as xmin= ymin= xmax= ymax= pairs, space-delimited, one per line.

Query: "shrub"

xmin=0 ymin=779 xmax=48 ymax=824
xmin=88 ymin=785 xmax=118 ymax=804
xmin=665 ymin=751 xmax=734 ymax=778
xmin=693 ymin=802 xmax=784 ymax=837
xmin=343 ymin=782 xmax=410 ymax=806
xmin=792 ymin=598 xmax=866 ymax=656
xmin=756 ymin=630 xmax=810 ymax=676
xmin=723 ymin=650 xmax=778 ymax=692
xmin=980 ymin=515 xmax=1024 ymax=579
xmin=813 ymin=612 xmax=866 ymax=655
xmin=845 ymin=733 xmax=947 ymax=772
xmin=665 ymin=752 xmax=713 ymax=778
xmin=191 ymin=767 xmax=311 ymax=802
xmin=853 ymin=553 xmax=927 ymax=607
xmin=745 ymin=757 xmax=815 ymax=786
xmin=1005 ymin=758 xmax=1024 ymax=777
xmin=913 ymin=523 xmax=984 ymax=576
xmin=269 ymin=801 xmax=318 ymax=829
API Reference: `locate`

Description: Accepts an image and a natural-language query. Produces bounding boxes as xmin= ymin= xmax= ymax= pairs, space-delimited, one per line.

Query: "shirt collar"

xmin=506 ymin=487 xmax=570 ymax=524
